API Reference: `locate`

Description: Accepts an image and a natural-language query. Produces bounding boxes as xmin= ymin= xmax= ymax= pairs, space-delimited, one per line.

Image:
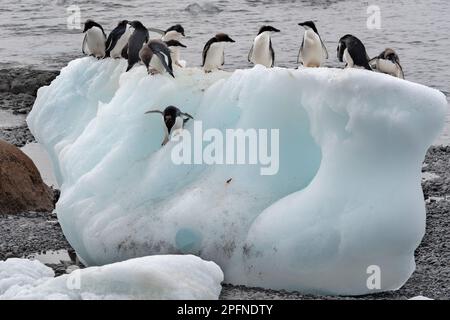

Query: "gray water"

xmin=0 ymin=0 xmax=449 ymax=141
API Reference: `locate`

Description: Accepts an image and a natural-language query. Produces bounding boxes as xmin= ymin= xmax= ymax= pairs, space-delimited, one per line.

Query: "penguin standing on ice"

xmin=297 ymin=21 xmax=328 ymax=68
xmin=139 ymin=40 xmax=178 ymax=77
xmin=105 ymin=20 xmax=132 ymax=59
xmin=337 ymin=34 xmax=372 ymax=70
xmin=145 ymin=106 xmax=194 ymax=146
xmin=202 ymin=33 xmax=236 ymax=73
xmin=126 ymin=21 xmax=149 ymax=72
xmin=149 ymin=25 xmax=186 ymax=67
xmin=82 ymin=20 xmax=107 ymax=59
xmin=248 ymin=26 xmax=280 ymax=68
xmin=369 ymin=48 xmax=405 ymax=79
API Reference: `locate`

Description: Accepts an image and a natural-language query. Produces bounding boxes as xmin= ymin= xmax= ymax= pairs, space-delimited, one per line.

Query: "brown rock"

xmin=0 ymin=139 xmax=54 ymax=214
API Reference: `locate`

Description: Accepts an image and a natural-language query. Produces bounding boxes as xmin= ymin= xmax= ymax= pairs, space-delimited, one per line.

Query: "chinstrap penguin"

xmin=297 ymin=21 xmax=328 ymax=68
xmin=145 ymin=106 xmax=194 ymax=146
xmin=337 ymin=34 xmax=372 ymax=70
xmin=105 ymin=20 xmax=132 ymax=59
xmin=82 ymin=19 xmax=107 ymax=59
xmin=202 ymin=33 xmax=235 ymax=73
xmin=126 ymin=21 xmax=149 ymax=72
xmin=369 ymin=48 xmax=405 ymax=79
xmin=248 ymin=26 xmax=280 ymax=68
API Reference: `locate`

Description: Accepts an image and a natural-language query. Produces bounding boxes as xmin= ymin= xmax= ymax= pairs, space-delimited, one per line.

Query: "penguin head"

xmin=215 ymin=33 xmax=236 ymax=43
xmin=381 ymin=48 xmax=400 ymax=64
xmin=83 ymin=19 xmax=100 ymax=33
xmin=337 ymin=34 xmax=353 ymax=62
xmin=163 ymin=106 xmax=179 ymax=126
xmin=118 ymin=20 xmax=129 ymax=28
xmin=166 ymin=24 xmax=185 ymax=37
xmin=298 ymin=21 xmax=318 ymax=33
xmin=258 ymin=26 xmax=281 ymax=35
xmin=165 ymin=40 xmax=187 ymax=48
xmin=128 ymin=20 xmax=146 ymax=30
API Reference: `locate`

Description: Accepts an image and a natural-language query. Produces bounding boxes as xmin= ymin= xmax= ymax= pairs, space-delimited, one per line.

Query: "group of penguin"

xmin=82 ymin=19 xmax=405 ymax=146
xmin=82 ymin=19 xmax=405 ymax=79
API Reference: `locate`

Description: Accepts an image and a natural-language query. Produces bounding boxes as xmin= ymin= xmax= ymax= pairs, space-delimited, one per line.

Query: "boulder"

xmin=0 ymin=139 xmax=54 ymax=214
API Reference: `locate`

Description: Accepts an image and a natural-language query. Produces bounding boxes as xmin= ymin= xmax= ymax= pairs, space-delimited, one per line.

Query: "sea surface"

xmin=0 ymin=0 xmax=449 ymax=143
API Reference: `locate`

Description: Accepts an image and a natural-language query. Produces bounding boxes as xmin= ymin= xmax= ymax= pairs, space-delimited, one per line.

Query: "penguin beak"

xmin=181 ymin=31 xmax=186 ymax=37
xmin=228 ymin=37 xmax=236 ymax=43
xmin=274 ymin=28 xmax=281 ymax=33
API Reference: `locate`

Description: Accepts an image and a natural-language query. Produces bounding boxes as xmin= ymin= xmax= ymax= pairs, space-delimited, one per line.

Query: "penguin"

xmin=248 ymin=26 xmax=280 ymax=68
xmin=202 ymin=33 xmax=236 ymax=73
xmin=297 ymin=21 xmax=328 ymax=68
xmin=149 ymin=24 xmax=186 ymax=67
xmin=126 ymin=21 xmax=149 ymax=72
xmin=145 ymin=106 xmax=194 ymax=146
xmin=139 ymin=39 xmax=177 ymax=77
xmin=105 ymin=20 xmax=132 ymax=59
xmin=337 ymin=35 xmax=372 ymax=70
xmin=369 ymin=48 xmax=405 ymax=79
xmin=82 ymin=20 xmax=107 ymax=59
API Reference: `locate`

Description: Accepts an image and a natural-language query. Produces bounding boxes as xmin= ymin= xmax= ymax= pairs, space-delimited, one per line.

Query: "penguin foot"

xmin=175 ymin=62 xmax=184 ymax=68
xmin=149 ymin=68 xmax=161 ymax=76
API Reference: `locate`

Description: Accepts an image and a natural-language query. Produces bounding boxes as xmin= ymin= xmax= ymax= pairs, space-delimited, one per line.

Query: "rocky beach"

xmin=0 ymin=69 xmax=449 ymax=300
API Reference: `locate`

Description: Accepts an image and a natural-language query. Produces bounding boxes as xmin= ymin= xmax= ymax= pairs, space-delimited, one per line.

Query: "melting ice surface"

xmin=0 ymin=256 xmax=223 ymax=300
xmin=27 ymin=58 xmax=448 ymax=295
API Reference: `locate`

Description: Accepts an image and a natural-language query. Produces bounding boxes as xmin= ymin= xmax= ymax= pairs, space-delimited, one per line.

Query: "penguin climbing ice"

xmin=139 ymin=39 xmax=178 ymax=77
xmin=149 ymin=24 xmax=186 ymax=67
xmin=82 ymin=19 xmax=107 ymax=59
xmin=202 ymin=33 xmax=235 ymax=73
xmin=105 ymin=20 xmax=132 ymax=59
xmin=369 ymin=48 xmax=405 ymax=79
xmin=248 ymin=26 xmax=280 ymax=68
xmin=297 ymin=21 xmax=328 ymax=68
xmin=145 ymin=106 xmax=194 ymax=146
xmin=126 ymin=21 xmax=149 ymax=72
xmin=337 ymin=34 xmax=372 ymax=70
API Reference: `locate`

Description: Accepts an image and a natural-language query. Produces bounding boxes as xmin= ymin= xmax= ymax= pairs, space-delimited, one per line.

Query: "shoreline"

xmin=0 ymin=68 xmax=449 ymax=300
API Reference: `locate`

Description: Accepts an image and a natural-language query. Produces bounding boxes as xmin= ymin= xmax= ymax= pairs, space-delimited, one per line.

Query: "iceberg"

xmin=27 ymin=57 xmax=448 ymax=295
xmin=0 ymin=256 xmax=223 ymax=300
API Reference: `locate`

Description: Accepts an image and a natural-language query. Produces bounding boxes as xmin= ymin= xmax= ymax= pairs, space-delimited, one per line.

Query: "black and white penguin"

xmin=82 ymin=20 xmax=107 ymax=59
xmin=145 ymin=106 xmax=194 ymax=146
xmin=139 ymin=39 xmax=176 ymax=77
xmin=369 ymin=48 xmax=405 ymax=79
xmin=149 ymin=24 xmax=186 ymax=67
xmin=126 ymin=21 xmax=149 ymax=72
xmin=248 ymin=26 xmax=280 ymax=68
xmin=202 ymin=33 xmax=236 ymax=73
xmin=337 ymin=35 xmax=372 ymax=70
xmin=105 ymin=20 xmax=132 ymax=59
xmin=297 ymin=21 xmax=328 ymax=68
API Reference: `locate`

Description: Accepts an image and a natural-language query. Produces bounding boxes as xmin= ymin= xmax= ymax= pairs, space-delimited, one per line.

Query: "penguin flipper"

xmin=269 ymin=39 xmax=275 ymax=67
xmin=297 ymin=38 xmax=304 ymax=64
xmin=248 ymin=44 xmax=254 ymax=63
xmin=82 ymin=34 xmax=88 ymax=55
xmin=320 ymin=36 xmax=328 ymax=60
xmin=148 ymin=27 xmax=166 ymax=36
xmin=121 ymin=43 xmax=129 ymax=59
